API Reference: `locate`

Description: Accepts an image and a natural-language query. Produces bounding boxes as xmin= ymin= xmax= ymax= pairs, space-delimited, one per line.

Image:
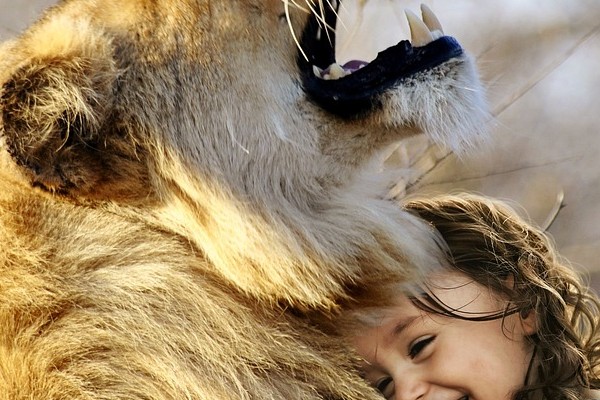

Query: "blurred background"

xmin=2 ymin=1 xmax=599 ymax=292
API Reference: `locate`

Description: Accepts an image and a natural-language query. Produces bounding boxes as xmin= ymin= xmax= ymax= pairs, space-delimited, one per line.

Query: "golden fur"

xmin=0 ymin=1 xmax=488 ymax=398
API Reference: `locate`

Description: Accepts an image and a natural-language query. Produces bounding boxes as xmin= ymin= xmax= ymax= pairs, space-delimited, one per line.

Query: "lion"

xmin=0 ymin=1 xmax=488 ymax=399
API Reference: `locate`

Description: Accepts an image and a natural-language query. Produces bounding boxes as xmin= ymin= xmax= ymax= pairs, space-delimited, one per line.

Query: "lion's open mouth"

xmin=298 ymin=2 xmax=464 ymax=117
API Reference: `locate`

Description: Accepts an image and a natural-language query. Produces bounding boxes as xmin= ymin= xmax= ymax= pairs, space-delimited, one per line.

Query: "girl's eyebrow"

xmin=392 ymin=315 xmax=420 ymax=337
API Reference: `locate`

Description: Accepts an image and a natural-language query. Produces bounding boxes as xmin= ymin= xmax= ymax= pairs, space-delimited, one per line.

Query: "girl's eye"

xmin=408 ymin=335 xmax=435 ymax=359
xmin=375 ymin=377 xmax=394 ymax=399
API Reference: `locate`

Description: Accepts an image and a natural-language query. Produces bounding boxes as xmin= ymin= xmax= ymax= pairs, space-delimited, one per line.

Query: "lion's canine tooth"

xmin=430 ymin=30 xmax=444 ymax=40
xmin=405 ymin=9 xmax=434 ymax=47
xmin=420 ymin=4 xmax=444 ymax=35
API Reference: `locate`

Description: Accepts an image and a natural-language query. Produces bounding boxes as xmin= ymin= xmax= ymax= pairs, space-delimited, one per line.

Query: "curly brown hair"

xmin=402 ymin=194 xmax=600 ymax=400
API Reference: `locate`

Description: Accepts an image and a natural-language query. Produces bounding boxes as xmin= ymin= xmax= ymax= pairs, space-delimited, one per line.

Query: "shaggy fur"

xmin=0 ymin=1 xmax=488 ymax=398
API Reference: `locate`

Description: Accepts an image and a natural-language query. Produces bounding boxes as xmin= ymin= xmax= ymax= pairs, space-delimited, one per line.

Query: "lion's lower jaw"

xmin=380 ymin=55 xmax=490 ymax=153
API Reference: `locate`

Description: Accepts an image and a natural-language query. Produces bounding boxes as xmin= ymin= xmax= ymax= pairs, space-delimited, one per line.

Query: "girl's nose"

xmin=392 ymin=371 xmax=429 ymax=400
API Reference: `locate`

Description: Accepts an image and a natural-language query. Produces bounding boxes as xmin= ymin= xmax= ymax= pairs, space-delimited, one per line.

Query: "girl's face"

xmin=352 ymin=272 xmax=536 ymax=400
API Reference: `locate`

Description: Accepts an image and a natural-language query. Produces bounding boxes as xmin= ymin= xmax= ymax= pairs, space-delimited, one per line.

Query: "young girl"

xmin=343 ymin=194 xmax=600 ymax=400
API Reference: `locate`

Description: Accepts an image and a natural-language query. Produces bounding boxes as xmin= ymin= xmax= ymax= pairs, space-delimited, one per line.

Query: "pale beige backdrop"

xmin=2 ymin=1 xmax=599 ymax=291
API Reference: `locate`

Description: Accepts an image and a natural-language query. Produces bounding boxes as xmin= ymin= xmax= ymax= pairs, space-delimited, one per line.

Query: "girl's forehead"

xmin=377 ymin=271 xmax=509 ymax=324
xmin=424 ymin=271 xmax=503 ymax=313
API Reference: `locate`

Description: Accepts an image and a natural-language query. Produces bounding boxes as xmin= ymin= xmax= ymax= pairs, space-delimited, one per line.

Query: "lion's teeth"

xmin=405 ymin=9 xmax=434 ymax=47
xmin=420 ymin=4 xmax=444 ymax=35
xmin=430 ymin=30 xmax=443 ymax=40
xmin=327 ymin=63 xmax=347 ymax=79
xmin=313 ymin=65 xmax=323 ymax=78
xmin=314 ymin=63 xmax=350 ymax=80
